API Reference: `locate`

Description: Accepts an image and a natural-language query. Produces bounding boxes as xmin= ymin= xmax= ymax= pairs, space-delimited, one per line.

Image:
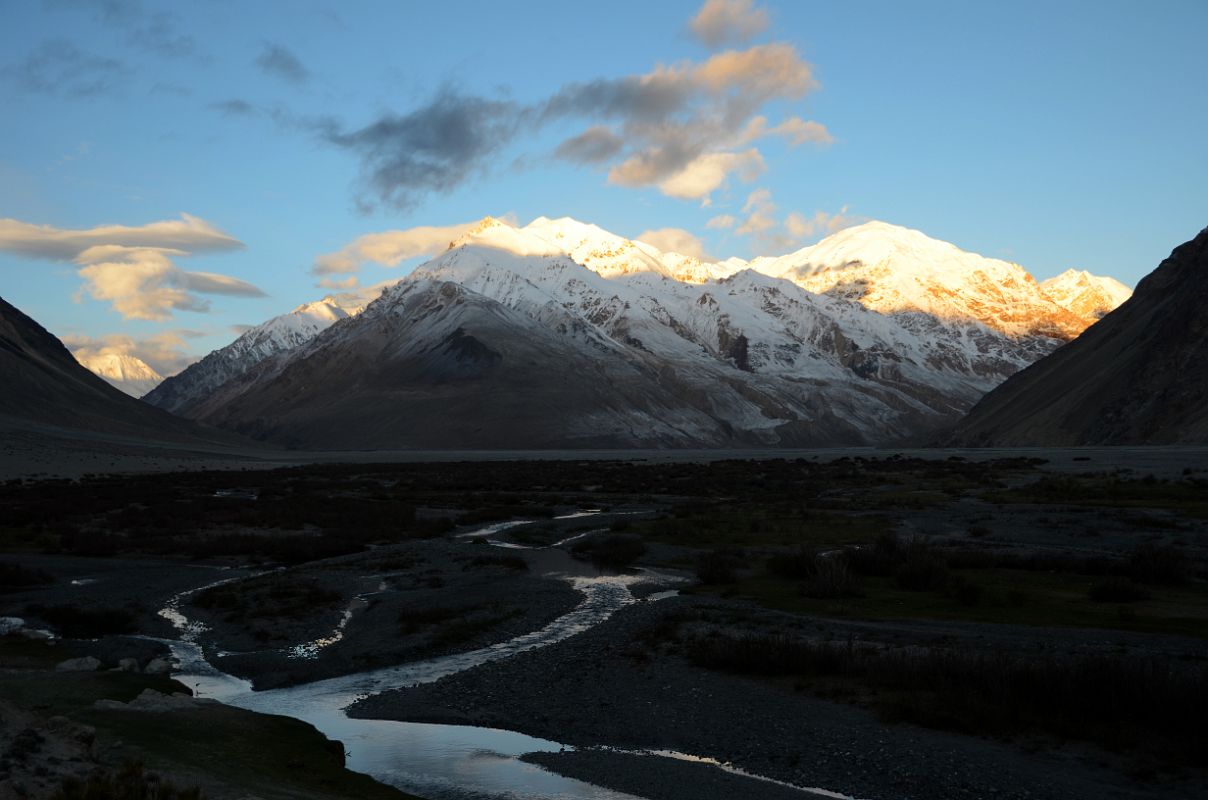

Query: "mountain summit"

xmin=948 ymin=225 xmax=1208 ymax=445
xmin=147 ymin=216 xmax=1130 ymax=448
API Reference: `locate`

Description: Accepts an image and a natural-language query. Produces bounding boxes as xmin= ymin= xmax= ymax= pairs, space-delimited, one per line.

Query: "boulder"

xmin=55 ymin=656 xmax=101 ymax=672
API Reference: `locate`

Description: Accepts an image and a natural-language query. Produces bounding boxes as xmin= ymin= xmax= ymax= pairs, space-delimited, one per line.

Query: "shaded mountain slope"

xmin=189 ymin=279 xmax=900 ymax=449
xmin=947 ymin=226 xmax=1208 ymax=445
xmin=0 ymin=295 xmax=240 ymax=444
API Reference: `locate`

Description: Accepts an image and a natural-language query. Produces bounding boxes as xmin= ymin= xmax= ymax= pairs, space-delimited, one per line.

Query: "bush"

xmin=572 ymin=533 xmax=646 ymax=568
xmin=696 ymin=549 xmax=744 ymax=584
xmin=29 ymin=603 xmax=136 ymax=638
xmin=53 ymin=760 xmax=203 ymax=799
xmin=894 ymin=540 xmax=948 ymax=591
xmin=1128 ymin=543 xmax=1189 ymax=584
xmin=0 ymin=561 xmax=53 ymax=589
xmin=1088 ymin=577 xmax=1151 ymax=603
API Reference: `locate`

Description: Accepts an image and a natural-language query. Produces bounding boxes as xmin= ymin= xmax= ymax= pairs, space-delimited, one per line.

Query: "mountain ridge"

xmin=947 ymin=225 xmax=1208 ymax=445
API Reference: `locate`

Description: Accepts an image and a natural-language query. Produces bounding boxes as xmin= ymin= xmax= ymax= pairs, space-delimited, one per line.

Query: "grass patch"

xmin=26 ymin=603 xmax=137 ymax=638
xmin=691 ymin=567 xmax=1208 ymax=638
xmin=685 ymin=631 xmax=1208 ymax=765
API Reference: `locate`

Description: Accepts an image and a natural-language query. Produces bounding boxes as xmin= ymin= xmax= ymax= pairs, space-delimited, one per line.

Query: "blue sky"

xmin=1 ymin=0 xmax=1205 ymax=375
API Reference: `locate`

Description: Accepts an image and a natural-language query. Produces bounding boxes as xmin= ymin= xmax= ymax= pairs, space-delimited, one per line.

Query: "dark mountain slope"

xmin=0 ymin=295 xmax=241 ymax=444
xmin=947 ymin=226 xmax=1208 ymax=445
xmin=188 ymin=279 xmax=876 ymax=449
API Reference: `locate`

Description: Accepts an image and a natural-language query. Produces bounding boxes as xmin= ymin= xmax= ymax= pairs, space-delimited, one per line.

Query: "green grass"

xmin=0 ymin=637 xmax=421 ymax=800
xmin=692 ymin=568 xmax=1208 ymax=638
xmin=634 ymin=506 xmax=888 ymax=549
xmin=986 ymin=474 xmax=1208 ymax=518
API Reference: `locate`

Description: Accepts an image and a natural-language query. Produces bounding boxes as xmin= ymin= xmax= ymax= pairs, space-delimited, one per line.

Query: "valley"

xmin=3 ymin=455 xmax=1207 ymax=799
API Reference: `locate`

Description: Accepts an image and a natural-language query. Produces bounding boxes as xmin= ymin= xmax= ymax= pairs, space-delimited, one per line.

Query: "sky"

xmin=1 ymin=0 xmax=1205 ymax=377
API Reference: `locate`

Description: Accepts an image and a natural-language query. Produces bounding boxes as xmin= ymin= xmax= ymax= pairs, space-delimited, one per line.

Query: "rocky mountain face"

xmin=948 ymin=226 xmax=1208 ymax=445
xmin=72 ymin=351 xmax=164 ymax=398
xmin=1039 ymin=269 xmax=1134 ymax=325
xmin=158 ymin=217 xmax=1129 ymax=449
xmin=144 ymin=285 xmax=383 ymax=411
xmin=0 ymin=296 xmax=220 ymax=442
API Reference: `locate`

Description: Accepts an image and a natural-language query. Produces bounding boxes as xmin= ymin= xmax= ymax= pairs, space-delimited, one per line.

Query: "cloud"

xmin=636 ymin=228 xmax=709 ymax=259
xmin=63 ymin=330 xmax=202 ymax=377
xmin=5 ymin=39 xmax=128 ymax=97
xmin=689 ymin=0 xmax=770 ymax=49
xmin=75 ymin=246 xmax=264 ymax=321
xmin=317 ymin=276 xmax=360 ymax=290
xmin=706 ymin=214 xmax=736 ymax=230
xmin=316 ymin=91 xmax=523 ymax=212
xmin=736 ymin=188 xmax=777 ymax=235
xmin=313 ymin=220 xmax=480 ymax=281
xmin=210 ymin=99 xmax=256 ymax=116
xmin=313 ymin=37 xmax=821 ymax=210
xmin=784 ymin=206 xmax=861 ymax=239
xmin=649 ymin=149 xmax=765 ymax=202
xmin=730 ymin=189 xmax=863 ymax=254
xmin=0 ymin=215 xmax=263 ymax=320
xmin=554 ymin=127 xmax=625 ymax=164
xmin=739 ymin=115 xmax=834 ymax=147
xmin=256 ymin=43 xmax=309 ymax=84
xmin=0 ymin=214 xmax=242 ymax=260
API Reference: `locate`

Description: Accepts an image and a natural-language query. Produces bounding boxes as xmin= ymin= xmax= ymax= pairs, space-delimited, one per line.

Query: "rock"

xmin=45 ymin=717 xmax=96 ymax=747
xmin=55 ymin=656 xmax=101 ymax=672
xmin=93 ymin=689 xmax=219 ymax=714
xmin=115 ymin=658 xmax=140 ymax=672
xmin=144 ymin=657 xmax=173 ymax=675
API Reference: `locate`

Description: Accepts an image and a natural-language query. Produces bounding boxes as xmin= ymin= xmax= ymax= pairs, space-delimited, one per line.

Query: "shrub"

xmin=53 ymin=760 xmax=203 ymax=800
xmin=1128 ymin=543 xmax=1189 ymax=584
xmin=572 ymin=533 xmax=646 ymax=568
xmin=894 ymin=540 xmax=948 ymax=591
xmin=802 ymin=557 xmax=862 ymax=599
xmin=28 ymin=603 xmax=136 ymax=638
xmin=1088 ymin=577 xmax=1150 ymax=603
xmin=696 ymin=549 xmax=744 ymax=584
xmin=0 ymin=561 xmax=53 ymax=589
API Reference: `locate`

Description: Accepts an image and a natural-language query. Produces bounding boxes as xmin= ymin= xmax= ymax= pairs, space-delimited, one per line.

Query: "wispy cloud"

xmin=213 ymin=2 xmax=832 ymax=215
xmin=210 ymin=98 xmax=257 ymax=117
xmin=635 ymin=227 xmax=710 ymax=260
xmin=312 ymin=219 xmax=480 ymax=284
xmin=689 ymin=0 xmax=770 ymax=49
xmin=4 ymin=39 xmax=128 ymax=97
xmin=315 ymin=92 xmax=523 ymax=212
xmin=729 ymin=188 xmax=863 ymax=254
xmin=0 ymin=215 xmax=263 ymax=320
xmin=256 ymin=42 xmax=309 ymax=84
xmin=0 ymin=214 xmax=241 ymax=260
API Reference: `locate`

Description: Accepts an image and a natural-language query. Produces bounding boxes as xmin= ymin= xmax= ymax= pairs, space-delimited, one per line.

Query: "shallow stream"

xmin=157 ymin=516 xmax=850 ymax=800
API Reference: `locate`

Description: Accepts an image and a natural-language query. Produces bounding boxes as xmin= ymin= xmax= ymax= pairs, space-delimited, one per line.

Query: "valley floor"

xmin=3 ymin=455 xmax=1207 ymax=799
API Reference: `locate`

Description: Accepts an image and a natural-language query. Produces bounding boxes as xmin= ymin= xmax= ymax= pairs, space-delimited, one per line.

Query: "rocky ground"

xmin=352 ymin=594 xmax=1208 ymax=800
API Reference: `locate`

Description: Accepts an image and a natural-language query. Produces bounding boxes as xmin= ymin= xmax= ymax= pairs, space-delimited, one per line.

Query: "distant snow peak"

xmin=1040 ymin=269 xmax=1133 ymax=323
xmin=749 ymin=220 xmax=1094 ymax=340
xmin=75 ymin=351 xmax=164 ymax=397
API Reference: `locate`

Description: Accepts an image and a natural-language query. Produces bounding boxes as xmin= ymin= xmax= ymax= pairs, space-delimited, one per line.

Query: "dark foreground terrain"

xmin=2 ymin=454 xmax=1207 ymax=799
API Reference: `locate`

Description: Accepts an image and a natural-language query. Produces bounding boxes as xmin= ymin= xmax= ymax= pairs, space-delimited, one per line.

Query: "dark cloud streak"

xmin=256 ymin=43 xmax=309 ymax=84
xmin=5 ymin=39 xmax=128 ymax=97
xmin=317 ymin=90 xmax=524 ymax=212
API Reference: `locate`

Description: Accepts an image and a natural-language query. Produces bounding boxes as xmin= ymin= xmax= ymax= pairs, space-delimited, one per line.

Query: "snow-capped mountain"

xmin=751 ymin=221 xmax=1089 ymax=341
xmin=161 ymin=216 xmax=1130 ymax=448
xmin=73 ymin=351 xmax=164 ymax=398
xmin=144 ymin=284 xmax=385 ymax=411
xmin=1040 ymin=269 xmax=1133 ymax=324
xmin=951 ymin=226 xmax=1208 ymax=445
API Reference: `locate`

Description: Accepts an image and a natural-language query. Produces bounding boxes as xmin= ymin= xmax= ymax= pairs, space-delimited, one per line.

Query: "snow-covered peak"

xmin=449 ymin=216 xmax=559 ymax=258
xmin=752 ymin=220 xmax=1086 ymax=339
xmin=1040 ymin=269 xmax=1132 ymax=322
xmin=74 ymin=351 xmax=164 ymax=397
